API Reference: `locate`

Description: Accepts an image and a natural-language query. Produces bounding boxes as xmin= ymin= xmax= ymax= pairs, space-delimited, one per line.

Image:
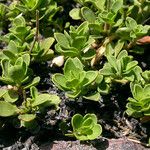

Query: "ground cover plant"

xmin=0 ymin=0 xmax=150 ymax=149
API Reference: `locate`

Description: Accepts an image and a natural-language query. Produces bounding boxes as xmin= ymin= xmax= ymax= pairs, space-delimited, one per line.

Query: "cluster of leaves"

xmin=126 ymin=83 xmax=150 ymax=118
xmin=0 ymin=52 xmax=60 ymax=129
xmin=68 ymin=114 xmax=102 ymax=141
xmin=0 ymin=86 xmax=60 ymax=129
xmin=0 ymin=0 xmax=61 ymax=33
xmin=0 ymin=0 xmax=150 ymax=142
xmin=0 ymin=1 xmax=60 ymax=132
xmin=54 ymin=22 xmax=96 ymax=60
xmin=53 ymin=0 xmax=150 ymax=125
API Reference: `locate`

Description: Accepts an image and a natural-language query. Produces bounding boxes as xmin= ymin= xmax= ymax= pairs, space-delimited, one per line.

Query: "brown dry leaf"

xmin=137 ymin=36 xmax=150 ymax=45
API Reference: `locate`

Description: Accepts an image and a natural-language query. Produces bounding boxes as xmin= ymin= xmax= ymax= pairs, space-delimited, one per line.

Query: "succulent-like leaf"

xmin=83 ymin=92 xmax=100 ymax=101
xmin=133 ymin=84 xmax=143 ymax=100
xmin=72 ymin=114 xmax=83 ymax=130
xmin=111 ymin=0 xmax=123 ymax=13
xmin=0 ymin=89 xmax=7 ymax=98
xmin=32 ymin=94 xmax=52 ymax=107
xmin=72 ymin=36 xmax=87 ymax=50
xmin=0 ymin=101 xmax=18 ymax=117
xmin=69 ymin=8 xmax=81 ymax=20
xmin=70 ymin=113 xmax=102 ymax=141
xmin=3 ymin=90 xmax=19 ymax=103
xmin=18 ymin=114 xmax=36 ymax=122
xmin=88 ymin=124 xmax=102 ymax=140
xmin=54 ymin=33 xmax=70 ymax=49
xmin=52 ymin=74 xmax=68 ymax=90
xmin=30 ymin=86 xmax=38 ymax=99
xmin=81 ymin=7 xmax=96 ymax=23
xmin=40 ymin=37 xmax=55 ymax=51
xmin=23 ymin=76 xmax=40 ymax=89
xmin=64 ymin=58 xmax=83 ymax=79
xmin=83 ymin=71 xmax=98 ymax=87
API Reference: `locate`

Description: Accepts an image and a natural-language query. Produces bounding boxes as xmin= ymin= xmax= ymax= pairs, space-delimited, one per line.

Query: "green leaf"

xmin=66 ymin=90 xmax=81 ymax=98
xmin=18 ymin=114 xmax=36 ymax=122
xmin=98 ymin=80 xmax=110 ymax=95
xmin=93 ymin=0 xmax=106 ymax=10
xmin=107 ymin=56 xmax=118 ymax=71
xmin=54 ymin=33 xmax=70 ymax=49
xmin=114 ymin=40 xmax=124 ymax=57
xmin=7 ymin=40 xmax=18 ymax=54
xmin=82 ymin=48 xmax=96 ymax=60
xmin=72 ymin=36 xmax=87 ymax=50
xmin=40 ymin=37 xmax=55 ymax=51
xmin=30 ymin=86 xmax=38 ymax=99
xmin=0 ymin=101 xmax=18 ymax=117
xmin=70 ymin=113 xmax=102 ymax=141
xmin=32 ymin=94 xmax=52 ymax=107
xmin=52 ymin=74 xmax=68 ymax=90
xmin=23 ymin=76 xmax=40 ymax=89
xmin=88 ymin=23 xmax=103 ymax=35
xmin=71 ymin=114 xmax=83 ymax=130
xmin=0 ymin=89 xmax=7 ymax=98
xmin=84 ymin=114 xmax=97 ymax=124
xmin=82 ymin=118 xmax=93 ymax=127
xmin=117 ymin=50 xmax=128 ymax=59
xmin=64 ymin=58 xmax=83 ymax=79
xmin=47 ymin=94 xmax=61 ymax=106
xmin=69 ymin=8 xmax=81 ymax=20
xmin=126 ymin=17 xmax=137 ymax=30
xmin=133 ymin=84 xmax=143 ymax=100
xmin=3 ymin=50 xmax=17 ymax=61
xmin=55 ymin=44 xmax=79 ymax=57
xmin=3 ymin=90 xmax=19 ymax=103
xmin=126 ymin=107 xmax=143 ymax=118
xmin=111 ymin=0 xmax=123 ymax=13
xmin=100 ymin=65 xmax=114 ymax=76
xmin=83 ymin=71 xmax=98 ymax=87
xmin=76 ymin=21 xmax=89 ymax=35
xmin=22 ymin=53 xmax=30 ymax=66
xmin=81 ymin=7 xmax=96 ymax=23
xmin=88 ymin=124 xmax=102 ymax=140
xmin=13 ymin=16 xmax=26 ymax=26
xmin=79 ymin=127 xmax=93 ymax=135
xmin=66 ymin=78 xmax=80 ymax=88
xmin=1 ymin=59 xmax=9 ymax=77
xmin=126 ymin=61 xmax=138 ymax=71
xmin=83 ymin=92 xmax=100 ymax=101
xmin=144 ymin=84 xmax=150 ymax=96
xmin=8 ymin=65 xmax=26 ymax=85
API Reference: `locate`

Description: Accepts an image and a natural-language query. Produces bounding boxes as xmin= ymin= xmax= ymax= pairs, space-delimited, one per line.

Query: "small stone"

xmin=52 ymin=56 xmax=64 ymax=67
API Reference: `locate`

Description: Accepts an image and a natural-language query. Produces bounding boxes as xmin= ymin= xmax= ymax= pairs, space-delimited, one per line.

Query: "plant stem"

xmin=91 ymin=35 xmax=115 ymax=67
xmin=126 ymin=40 xmax=136 ymax=50
xmin=22 ymin=89 xmax=27 ymax=102
xmin=29 ymin=10 xmax=39 ymax=54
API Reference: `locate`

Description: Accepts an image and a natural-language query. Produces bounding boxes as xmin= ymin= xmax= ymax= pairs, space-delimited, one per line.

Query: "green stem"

xmin=65 ymin=133 xmax=74 ymax=137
